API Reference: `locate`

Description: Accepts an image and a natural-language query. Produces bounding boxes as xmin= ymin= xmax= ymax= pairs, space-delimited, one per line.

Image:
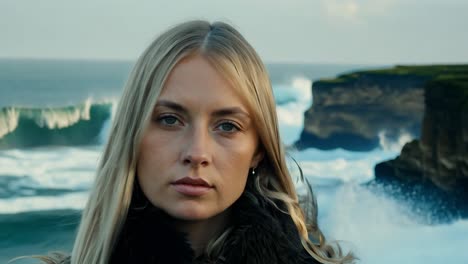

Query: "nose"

xmin=181 ymin=124 xmax=211 ymax=168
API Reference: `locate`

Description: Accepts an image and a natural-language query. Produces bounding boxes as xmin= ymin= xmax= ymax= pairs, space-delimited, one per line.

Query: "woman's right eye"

xmin=156 ymin=115 xmax=181 ymax=126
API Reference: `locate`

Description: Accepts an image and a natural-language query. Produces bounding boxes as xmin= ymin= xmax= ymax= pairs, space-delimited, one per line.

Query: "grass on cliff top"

xmin=429 ymin=76 xmax=468 ymax=93
xmin=320 ymin=64 xmax=468 ymax=84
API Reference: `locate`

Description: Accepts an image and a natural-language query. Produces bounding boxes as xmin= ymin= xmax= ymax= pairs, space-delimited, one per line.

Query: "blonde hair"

xmin=32 ymin=20 xmax=355 ymax=264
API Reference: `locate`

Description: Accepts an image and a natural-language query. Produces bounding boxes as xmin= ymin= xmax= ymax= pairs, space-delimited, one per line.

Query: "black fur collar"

xmin=110 ymin=187 xmax=319 ymax=264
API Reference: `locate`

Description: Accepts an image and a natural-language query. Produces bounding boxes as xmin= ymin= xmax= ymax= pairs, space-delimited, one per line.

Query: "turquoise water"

xmin=0 ymin=59 xmax=466 ymax=263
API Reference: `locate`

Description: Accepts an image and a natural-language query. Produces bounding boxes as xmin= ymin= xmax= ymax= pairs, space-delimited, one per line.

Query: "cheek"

xmin=215 ymin=171 xmax=249 ymax=210
xmin=221 ymin=138 xmax=258 ymax=168
xmin=136 ymin=133 xmax=179 ymax=209
xmin=139 ymin=131 xmax=177 ymax=164
xmin=137 ymin=133 xmax=175 ymax=186
xmin=214 ymin=146 xmax=253 ymax=196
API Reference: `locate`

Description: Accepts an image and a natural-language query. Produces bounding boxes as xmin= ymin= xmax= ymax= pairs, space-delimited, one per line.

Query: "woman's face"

xmin=137 ymin=55 xmax=262 ymax=221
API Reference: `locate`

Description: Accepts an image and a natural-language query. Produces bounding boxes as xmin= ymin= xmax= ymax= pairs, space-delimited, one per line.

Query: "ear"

xmin=250 ymin=148 xmax=264 ymax=168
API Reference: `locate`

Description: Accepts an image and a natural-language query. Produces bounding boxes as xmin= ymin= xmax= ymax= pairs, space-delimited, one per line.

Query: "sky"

xmin=1 ymin=0 xmax=468 ymax=64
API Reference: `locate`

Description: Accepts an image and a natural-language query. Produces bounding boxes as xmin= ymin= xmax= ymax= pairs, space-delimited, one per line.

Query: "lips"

xmin=173 ymin=177 xmax=211 ymax=187
xmin=171 ymin=177 xmax=213 ymax=196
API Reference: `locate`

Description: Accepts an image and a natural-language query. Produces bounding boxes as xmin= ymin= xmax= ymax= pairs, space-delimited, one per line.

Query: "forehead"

xmin=158 ymin=55 xmax=247 ymax=110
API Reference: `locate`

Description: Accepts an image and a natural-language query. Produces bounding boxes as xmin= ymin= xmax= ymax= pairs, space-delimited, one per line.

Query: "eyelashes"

xmin=217 ymin=121 xmax=240 ymax=133
xmin=155 ymin=114 xmax=242 ymax=133
xmin=157 ymin=115 xmax=180 ymax=126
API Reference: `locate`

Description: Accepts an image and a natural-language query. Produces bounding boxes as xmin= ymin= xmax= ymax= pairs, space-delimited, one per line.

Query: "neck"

xmin=174 ymin=209 xmax=231 ymax=257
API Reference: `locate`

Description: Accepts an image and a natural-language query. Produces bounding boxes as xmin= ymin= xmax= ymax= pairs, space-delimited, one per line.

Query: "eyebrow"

xmin=154 ymin=100 xmax=251 ymax=118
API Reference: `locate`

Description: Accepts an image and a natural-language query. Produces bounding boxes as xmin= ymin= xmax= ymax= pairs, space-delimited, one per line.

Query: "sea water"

xmin=0 ymin=59 xmax=466 ymax=263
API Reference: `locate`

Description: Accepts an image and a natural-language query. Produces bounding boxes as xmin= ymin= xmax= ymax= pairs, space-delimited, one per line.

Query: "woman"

xmin=31 ymin=20 xmax=355 ymax=264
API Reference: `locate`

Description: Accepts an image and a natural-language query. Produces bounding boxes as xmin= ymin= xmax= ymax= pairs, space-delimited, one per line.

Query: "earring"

xmin=251 ymin=167 xmax=256 ymax=175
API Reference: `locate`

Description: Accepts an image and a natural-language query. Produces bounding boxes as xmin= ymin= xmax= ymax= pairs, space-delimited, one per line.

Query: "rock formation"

xmin=295 ymin=68 xmax=428 ymax=151
xmin=297 ymin=64 xmax=468 ymax=220
xmin=375 ymin=72 xmax=468 ymax=219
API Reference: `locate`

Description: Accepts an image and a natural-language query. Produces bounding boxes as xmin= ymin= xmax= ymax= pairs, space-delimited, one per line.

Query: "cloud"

xmin=322 ymin=0 xmax=360 ymax=21
xmin=321 ymin=0 xmax=396 ymax=23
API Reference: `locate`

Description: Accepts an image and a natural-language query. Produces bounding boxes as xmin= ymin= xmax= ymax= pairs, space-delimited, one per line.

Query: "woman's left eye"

xmin=217 ymin=122 xmax=240 ymax=132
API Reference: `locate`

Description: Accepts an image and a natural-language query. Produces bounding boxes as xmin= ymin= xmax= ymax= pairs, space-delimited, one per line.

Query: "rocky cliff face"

xmin=420 ymin=78 xmax=468 ymax=190
xmin=374 ymin=69 xmax=468 ymax=219
xmin=295 ymin=71 xmax=428 ymax=151
xmin=375 ymin=78 xmax=468 ymax=202
xmin=297 ymin=65 xmax=468 ymax=219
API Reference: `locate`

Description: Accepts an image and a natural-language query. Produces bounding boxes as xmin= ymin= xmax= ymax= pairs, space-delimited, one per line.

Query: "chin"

xmin=166 ymin=204 xmax=217 ymax=221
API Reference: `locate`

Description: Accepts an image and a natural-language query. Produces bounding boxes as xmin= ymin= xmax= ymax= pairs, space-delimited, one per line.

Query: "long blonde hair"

xmin=35 ymin=20 xmax=355 ymax=264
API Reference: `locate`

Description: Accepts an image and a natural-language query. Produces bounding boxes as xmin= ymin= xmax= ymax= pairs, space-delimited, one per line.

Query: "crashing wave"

xmin=0 ymin=100 xmax=113 ymax=149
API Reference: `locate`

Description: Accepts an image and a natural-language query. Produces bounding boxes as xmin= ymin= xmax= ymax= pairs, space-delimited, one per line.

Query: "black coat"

xmin=111 ymin=187 xmax=321 ymax=264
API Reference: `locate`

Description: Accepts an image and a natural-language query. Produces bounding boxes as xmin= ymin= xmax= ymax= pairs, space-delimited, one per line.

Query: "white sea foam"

xmin=0 ymin=191 xmax=89 ymax=214
xmin=0 ymin=146 xmax=99 ymax=189
xmin=318 ymin=184 xmax=468 ymax=263
xmin=288 ymin=147 xmax=398 ymax=185
xmin=378 ymin=129 xmax=415 ymax=152
xmin=273 ymin=76 xmax=313 ymax=145
xmin=290 ymin=76 xmax=313 ymax=103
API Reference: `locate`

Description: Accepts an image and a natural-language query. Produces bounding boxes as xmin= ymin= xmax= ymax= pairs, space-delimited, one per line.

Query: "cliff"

xmin=374 ymin=70 xmax=468 ymax=218
xmin=296 ymin=64 xmax=468 ymax=219
xmin=295 ymin=66 xmax=431 ymax=151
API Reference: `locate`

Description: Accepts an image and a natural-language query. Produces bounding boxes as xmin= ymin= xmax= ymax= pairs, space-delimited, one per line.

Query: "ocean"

xmin=0 ymin=59 xmax=467 ymax=263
